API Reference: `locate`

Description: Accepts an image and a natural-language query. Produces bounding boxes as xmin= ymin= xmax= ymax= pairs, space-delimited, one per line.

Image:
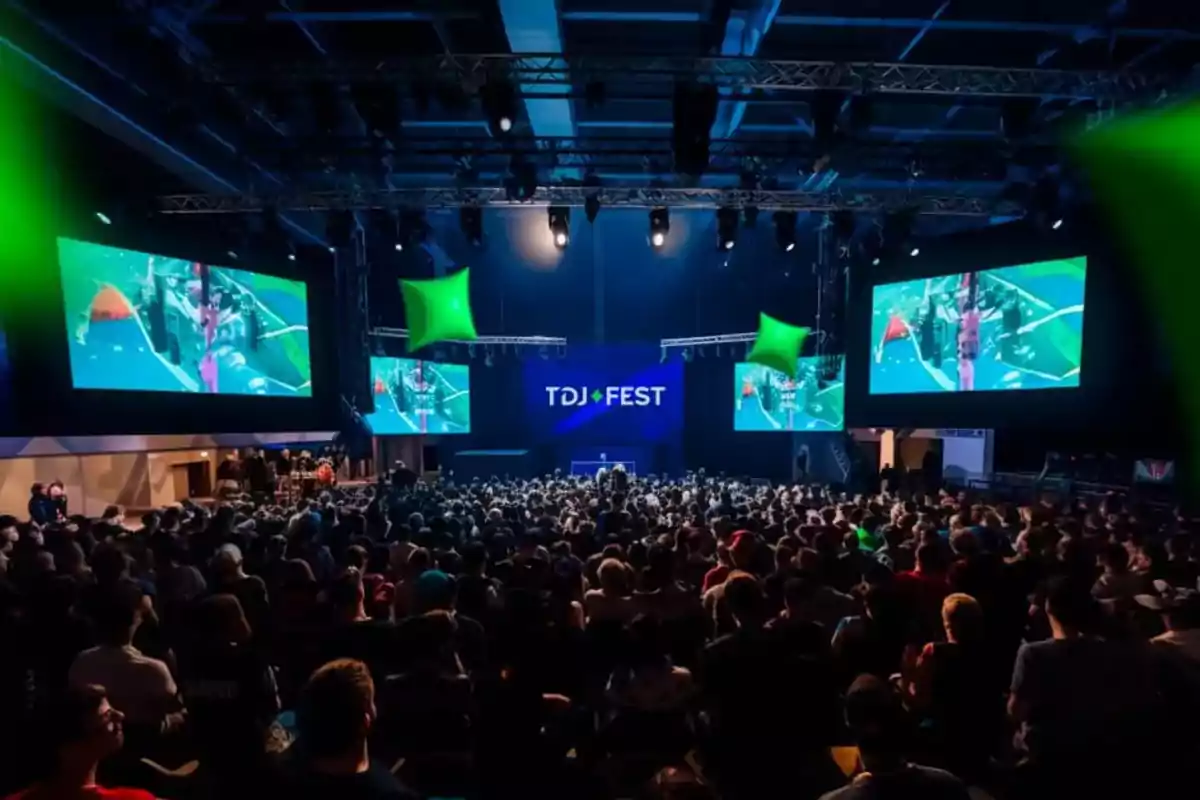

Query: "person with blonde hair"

xmin=899 ymin=593 xmax=1002 ymax=784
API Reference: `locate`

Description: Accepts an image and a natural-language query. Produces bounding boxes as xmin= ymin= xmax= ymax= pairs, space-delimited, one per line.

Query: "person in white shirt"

xmin=69 ymin=580 xmax=185 ymax=735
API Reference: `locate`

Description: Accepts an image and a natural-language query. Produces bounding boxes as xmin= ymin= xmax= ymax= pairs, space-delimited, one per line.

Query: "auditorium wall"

xmin=0 ymin=449 xmax=219 ymax=518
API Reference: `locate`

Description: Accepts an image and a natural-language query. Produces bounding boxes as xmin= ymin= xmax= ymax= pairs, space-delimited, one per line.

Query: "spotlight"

xmin=872 ymin=257 xmax=880 ymax=266
xmin=288 ymin=253 xmax=297 ymax=262
xmin=716 ymin=206 xmax=739 ymax=251
xmin=227 ymin=250 xmax=238 ymax=260
xmin=649 ymin=207 xmax=670 ymax=248
xmin=548 ymin=206 xmax=570 ymax=248
xmin=1052 ymin=218 xmax=1064 ymax=230
xmin=394 ymin=243 xmax=404 ymax=252
xmin=585 ymin=195 xmax=601 ymax=224
xmin=481 ymin=78 xmax=518 ymax=138
xmin=910 ymin=247 xmax=920 ymax=257
xmin=773 ymin=211 xmax=797 ymax=252
xmin=672 ymin=82 xmax=719 ymax=178
xmin=328 ymin=247 xmax=336 ymax=253
xmin=459 ymin=206 xmax=483 ymax=245
xmin=95 ymin=212 xmax=112 ymax=225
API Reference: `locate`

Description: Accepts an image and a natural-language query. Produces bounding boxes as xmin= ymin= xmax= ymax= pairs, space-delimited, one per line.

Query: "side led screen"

xmin=869 ymin=257 xmax=1086 ymax=394
xmin=734 ymin=358 xmax=845 ymax=431
xmin=58 ymin=238 xmax=312 ymax=396
xmin=364 ymin=357 xmax=471 ymax=435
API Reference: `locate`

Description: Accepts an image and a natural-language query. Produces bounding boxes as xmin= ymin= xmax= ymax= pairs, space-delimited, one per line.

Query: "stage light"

xmin=548 ymin=206 xmax=570 ymax=248
xmin=227 ymin=250 xmax=238 ymax=260
xmin=481 ymin=78 xmax=518 ymax=138
xmin=649 ymin=207 xmax=670 ymax=247
xmin=585 ymin=195 xmax=601 ymax=224
xmin=773 ymin=211 xmax=797 ymax=252
xmin=1052 ymin=218 xmax=1064 ymax=230
xmin=716 ymin=206 xmax=739 ymax=251
xmin=394 ymin=243 xmax=403 ymax=251
xmin=672 ymin=82 xmax=719 ymax=178
xmin=288 ymin=253 xmax=297 ymax=261
xmin=328 ymin=246 xmax=336 ymax=253
xmin=459 ymin=206 xmax=483 ymax=245
xmin=910 ymin=247 xmax=920 ymax=257
xmin=872 ymin=257 xmax=880 ymax=266
xmin=95 ymin=212 xmax=112 ymax=225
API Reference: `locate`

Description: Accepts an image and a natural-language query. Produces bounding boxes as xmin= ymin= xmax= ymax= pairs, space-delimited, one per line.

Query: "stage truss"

xmin=158 ymin=187 xmax=1019 ymax=216
xmin=372 ymin=327 xmax=567 ymax=349
xmin=205 ymin=54 xmax=1168 ymax=101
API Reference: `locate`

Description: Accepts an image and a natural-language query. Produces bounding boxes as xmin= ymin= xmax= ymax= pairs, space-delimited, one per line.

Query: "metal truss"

xmin=251 ymin=135 xmax=1028 ymax=179
xmin=158 ymin=187 xmax=1020 ymax=217
xmin=373 ymin=328 xmax=567 ymax=347
xmin=661 ymin=333 xmax=757 ymax=348
xmin=206 ymin=54 xmax=1167 ymax=101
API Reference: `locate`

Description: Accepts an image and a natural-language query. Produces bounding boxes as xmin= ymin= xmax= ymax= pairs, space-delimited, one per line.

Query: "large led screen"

xmin=523 ymin=345 xmax=683 ymax=443
xmin=734 ymin=358 xmax=845 ymax=431
xmin=869 ymin=257 xmax=1086 ymax=394
xmin=364 ymin=357 xmax=471 ymax=435
xmin=58 ymin=238 xmax=312 ymax=396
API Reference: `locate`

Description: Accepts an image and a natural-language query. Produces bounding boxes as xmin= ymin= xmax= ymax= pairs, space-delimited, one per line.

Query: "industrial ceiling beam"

xmin=206 ymin=54 xmax=1167 ymax=100
xmin=157 ymin=186 xmax=1020 ymax=216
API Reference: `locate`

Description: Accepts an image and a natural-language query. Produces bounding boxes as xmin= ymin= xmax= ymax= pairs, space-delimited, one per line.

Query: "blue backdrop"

xmin=523 ymin=345 xmax=683 ymax=444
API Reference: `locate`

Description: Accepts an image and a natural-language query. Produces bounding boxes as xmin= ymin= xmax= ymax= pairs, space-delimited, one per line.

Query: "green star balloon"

xmin=399 ymin=268 xmax=479 ymax=352
xmin=1075 ymin=102 xmax=1200 ymax=490
xmin=746 ymin=313 xmax=810 ymax=379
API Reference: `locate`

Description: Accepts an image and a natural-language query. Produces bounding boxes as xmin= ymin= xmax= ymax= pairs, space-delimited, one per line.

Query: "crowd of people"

xmin=1 ymin=467 xmax=1199 ymax=799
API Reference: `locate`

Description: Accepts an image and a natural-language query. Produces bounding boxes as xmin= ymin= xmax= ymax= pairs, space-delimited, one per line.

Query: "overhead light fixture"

xmin=649 ymin=207 xmax=670 ymax=248
xmin=459 ymin=206 xmax=483 ymax=245
xmin=872 ymin=257 xmax=880 ymax=266
xmin=394 ymin=243 xmax=404 ymax=251
xmin=95 ymin=212 xmax=112 ymax=225
xmin=773 ymin=211 xmax=797 ymax=252
xmin=548 ymin=206 xmax=570 ymax=248
xmin=328 ymin=246 xmax=336 ymax=253
xmin=585 ymin=195 xmax=601 ymax=224
xmin=716 ymin=206 xmax=739 ymax=251
xmin=1052 ymin=218 xmax=1064 ymax=230
xmin=481 ymin=78 xmax=518 ymax=138
xmin=227 ymin=250 xmax=238 ymax=260
xmin=910 ymin=247 xmax=921 ymax=257
xmin=288 ymin=253 xmax=297 ymax=261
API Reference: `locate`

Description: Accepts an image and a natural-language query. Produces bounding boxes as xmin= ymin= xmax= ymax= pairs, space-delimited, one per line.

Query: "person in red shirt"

xmin=702 ymin=530 xmax=758 ymax=593
xmin=6 ymin=684 xmax=154 ymax=800
xmin=893 ymin=543 xmax=952 ymax=642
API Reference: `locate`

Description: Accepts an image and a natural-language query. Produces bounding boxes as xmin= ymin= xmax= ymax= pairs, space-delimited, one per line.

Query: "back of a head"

xmin=298 ymin=659 xmax=375 ymax=760
xmin=723 ymin=572 xmax=764 ymax=622
xmin=36 ymin=683 xmax=111 ymax=772
xmin=915 ymin=542 xmax=945 ymax=573
xmin=92 ymin=580 xmax=143 ymax=644
xmin=942 ymin=592 xmax=984 ymax=644
xmin=844 ymin=674 xmax=907 ymax=753
xmin=1045 ymin=576 xmax=1099 ymax=631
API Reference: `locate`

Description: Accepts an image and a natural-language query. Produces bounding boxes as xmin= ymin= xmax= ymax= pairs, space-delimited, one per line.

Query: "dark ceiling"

xmin=3 ymin=0 xmax=1198 ymax=243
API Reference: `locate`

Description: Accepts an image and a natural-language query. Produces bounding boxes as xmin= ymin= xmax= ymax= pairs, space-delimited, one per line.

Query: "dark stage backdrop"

xmin=368 ymin=208 xmax=821 ymax=344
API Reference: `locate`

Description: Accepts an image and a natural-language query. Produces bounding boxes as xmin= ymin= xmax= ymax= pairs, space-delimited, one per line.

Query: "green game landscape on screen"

xmin=57 ymin=237 xmax=313 ymax=397
xmin=364 ymin=356 xmax=471 ymax=435
xmin=869 ymin=256 xmax=1086 ymax=395
xmin=733 ymin=357 xmax=845 ymax=432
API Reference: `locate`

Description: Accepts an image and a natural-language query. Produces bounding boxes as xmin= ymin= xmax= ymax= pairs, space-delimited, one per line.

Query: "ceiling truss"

xmin=206 ymin=54 xmax=1170 ymax=101
xmin=157 ymin=186 xmax=1020 ymax=216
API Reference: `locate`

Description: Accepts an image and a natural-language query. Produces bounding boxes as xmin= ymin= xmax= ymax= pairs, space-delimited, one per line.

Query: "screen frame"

xmin=56 ymin=237 xmax=315 ymax=398
xmin=732 ymin=358 xmax=846 ymax=432
xmin=866 ymin=256 xmax=1087 ymax=397
xmin=8 ymin=227 xmax=337 ymax=436
xmin=363 ymin=356 xmax=472 ymax=436
xmin=842 ymin=216 xmax=1152 ymax=432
